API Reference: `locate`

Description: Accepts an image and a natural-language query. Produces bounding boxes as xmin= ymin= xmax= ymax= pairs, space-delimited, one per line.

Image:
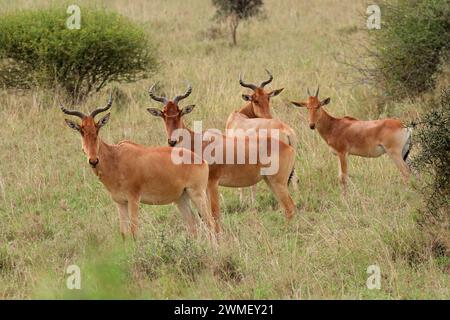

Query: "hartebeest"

xmin=291 ymin=87 xmax=412 ymax=192
xmin=146 ymin=83 xmax=296 ymax=231
xmin=61 ymin=96 xmax=215 ymax=240
xmin=226 ymin=70 xmax=299 ymax=204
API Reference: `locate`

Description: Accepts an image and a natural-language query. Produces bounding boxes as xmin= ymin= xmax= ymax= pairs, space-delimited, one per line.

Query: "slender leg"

xmin=239 ymin=188 xmax=244 ymax=204
xmin=264 ymin=177 xmax=296 ymax=220
xmin=207 ymin=180 xmax=222 ymax=234
xmin=116 ymin=202 xmax=129 ymax=240
xmin=186 ymin=186 xmax=217 ymax=237
xmin=337 ymin=152 xmax=348 ymax=194
xmin=239 ymin=186 xmax=256 ymax=206
xmin=250 ymin=185 xmax=257 ymax=206
xmin=386 ymin=150 xmax=411 ymax=185
xmin=128 ymin=196 xmax=140 ymax=241
xmin=175 ymin=191 xmax=198 ymax=237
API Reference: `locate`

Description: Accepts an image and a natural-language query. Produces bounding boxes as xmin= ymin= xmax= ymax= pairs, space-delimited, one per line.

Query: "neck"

xmin=177 ymin=121 xmax=217 ymax=157
xmin=93 ymin=139 xmax=115 ymax=177
xmin=315 ymin=108 xmax=336 ymax=138
xmin=238 ymin=102 xmax=257 ymax=118
xmin=176 ymin=120 xmax=196 ymax=150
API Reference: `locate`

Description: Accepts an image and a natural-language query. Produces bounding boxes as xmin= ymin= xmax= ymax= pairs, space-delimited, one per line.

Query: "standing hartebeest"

xmin=226 ymin=70 xmax=299 ymax=204
xmin=61 ymin=95 xmax=215 ymax=240
xmin=146 ymin=83 xmax=296 ymax=232
xmin=290 ymin=86 xmax=412 ymax=192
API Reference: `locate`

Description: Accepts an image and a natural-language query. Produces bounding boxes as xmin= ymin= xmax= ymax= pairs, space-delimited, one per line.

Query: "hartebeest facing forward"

xmin=61 ymin=96 xmax=215 ymax=239
xmin=226 ymin=70 xmax=299 ymax=203
xmin=146 ymin=83 xmax=296 ymax=231
xmin=291 ymin=87 xmax=412 ymax=192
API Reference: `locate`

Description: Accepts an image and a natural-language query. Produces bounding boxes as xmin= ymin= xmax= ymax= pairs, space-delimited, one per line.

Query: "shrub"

xmin=367 ymin=0 xmax=450 ymax=100
xmin=0 ymin=8 xmax=157 ymax=103
xmin=411 ymin=89 xmax=450 ymax=261
xmin=412 ymin=89 xmax=450 ymax=214
xmin=212 ymin=0 xmax=264 ymax=46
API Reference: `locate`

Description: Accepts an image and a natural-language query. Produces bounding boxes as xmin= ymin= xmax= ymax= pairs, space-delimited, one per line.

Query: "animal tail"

xmin=402 ymin=127 xmax=413 ymax=161
xmin=288 ymin=167 xmax=295 ymax=186
xmin=286 ymin=133 xmax=297 ymax=186
xmin=286 ymin=135 xmax=292 ymax=146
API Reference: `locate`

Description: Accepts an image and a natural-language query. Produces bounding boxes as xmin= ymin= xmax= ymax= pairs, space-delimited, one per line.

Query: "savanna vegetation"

xmin=0 ymin=8 xmax=156 ymax=103
xmin=0 ymin=0 xmax=448 ymax=299
xmin=212 ymin=0 xmax=265 ymax=45
xmin=363 ymin=0 xmax=449 ymax=100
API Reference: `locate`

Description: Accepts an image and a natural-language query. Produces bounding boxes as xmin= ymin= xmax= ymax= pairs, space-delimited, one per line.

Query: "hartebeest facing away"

xmin=146 ymin=83 xmax=296 ymax=231
xmin=226 ymin=70 xmax=299 ymax=203
xmin=61 ymin=96 xmax=215 ymax=240
xmin=291 ymin=87 xmax=412 ymax=192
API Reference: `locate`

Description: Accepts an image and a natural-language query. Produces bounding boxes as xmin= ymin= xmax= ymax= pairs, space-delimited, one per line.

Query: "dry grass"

xmin=0 ymin=0 xmax=448 ymax=299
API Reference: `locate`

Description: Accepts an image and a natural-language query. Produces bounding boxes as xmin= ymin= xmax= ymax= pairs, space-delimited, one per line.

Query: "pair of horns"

xmin=307 ymin=86 xmax=320 ymax=97
xmin=149 ymin=69 xmax=272 ymax=104
xmin=239 ymin=69 xmax=273 ymax=91
xmin=149 ymin=83 xmax=192 ymax=104
xmin=60 ymin=94 xmax=113 ymax=119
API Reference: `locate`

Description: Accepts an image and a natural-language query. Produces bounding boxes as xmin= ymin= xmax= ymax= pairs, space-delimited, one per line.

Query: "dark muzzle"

xmin=168 ymin=139 xmax=177 ymax=147
xmin=309 ymin=123 xmax=316 ymax=130
xmin=89 ymin=158 xmax=99 ymax=168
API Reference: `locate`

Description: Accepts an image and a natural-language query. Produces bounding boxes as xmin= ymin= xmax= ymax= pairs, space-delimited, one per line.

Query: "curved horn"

xmin=90 ymin=94 xmax=113 ymax=118
xmin=315 ymin=86 xmax=320 ymax=97
xmin=260 ymin=69 xmax=273 ymax=88
xmin=149 ymin=84 xmax=169 ymax=104
xmin=173 ymin=83 xmax=192 ymax=104
xmin=307 ymin=88 xmax=312 ymax=96
xmin=239 ymin=73 xmax=257 ymax=91
xmin=60 ymin=105 xmax=86 ymax=119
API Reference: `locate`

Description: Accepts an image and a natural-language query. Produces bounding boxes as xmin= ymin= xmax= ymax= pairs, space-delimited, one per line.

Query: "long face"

xmin=291 ymin=92 xmax=330 ymax=130
xmin=147 ymin=101 xmax=195 ymax=146
xmin=239 ymin=69 xmax=284 ymax=119
xmin=64 ymin=115 xmax=110 ymax=167
xmin=242 ymin=87 xmax=284 ymax=118
xmin=146 ymin=83 xmax=195 ymax=147
xmin=61 ymin=96 xmax=112 ymax=168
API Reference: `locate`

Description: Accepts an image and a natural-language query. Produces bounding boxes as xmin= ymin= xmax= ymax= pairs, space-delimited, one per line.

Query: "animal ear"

xmin=64 ymin=119 xmax=81 ymax=132
xmin=97 ymin=113 xmax=110 ymax=128
xmin=181 ymin=104 xmax=195 ymax=116
xmin=320 ymin=97 xmax=331 ymax=106
xmin=269 ymin=88 xmax=284 ymax=97
xmin=291 ymin=101 xmax=307 ymax=108
xmin=147 ymin=108 xmax=164 ymax=117
xmin=242 ymin=94 xmax=252 ymax=102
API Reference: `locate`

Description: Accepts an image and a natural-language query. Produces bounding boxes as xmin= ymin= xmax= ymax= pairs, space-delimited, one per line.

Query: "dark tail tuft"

xmin=403 ymin=147 xmax=411 ymax=161
xmin=286 ymin=135 xmax=292 ymax=146
xmin=288 ymin=167 xmax=295 ymax=186
xmin=402 ymin=128 xmax=412 ymax=161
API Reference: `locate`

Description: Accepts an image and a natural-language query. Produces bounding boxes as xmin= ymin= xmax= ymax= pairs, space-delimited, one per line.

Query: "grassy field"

xmin=0 ymin=0 xmax=448 ymax=299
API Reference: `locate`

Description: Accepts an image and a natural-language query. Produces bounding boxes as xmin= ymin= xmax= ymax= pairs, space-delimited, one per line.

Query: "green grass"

xmin=0 ymin=0 xmax=448 ymax=299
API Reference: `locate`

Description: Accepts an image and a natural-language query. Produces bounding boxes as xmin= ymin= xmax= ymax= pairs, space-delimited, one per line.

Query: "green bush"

xmin=411 ymin=89 xmax=450 ymax=260
xmin=369 ymin=0 xmax=450 ymax=99
xmin=0 ymin=8 xmax=157 ymax=102
xmin=412 ymin=89 xmax=450 ymax=214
